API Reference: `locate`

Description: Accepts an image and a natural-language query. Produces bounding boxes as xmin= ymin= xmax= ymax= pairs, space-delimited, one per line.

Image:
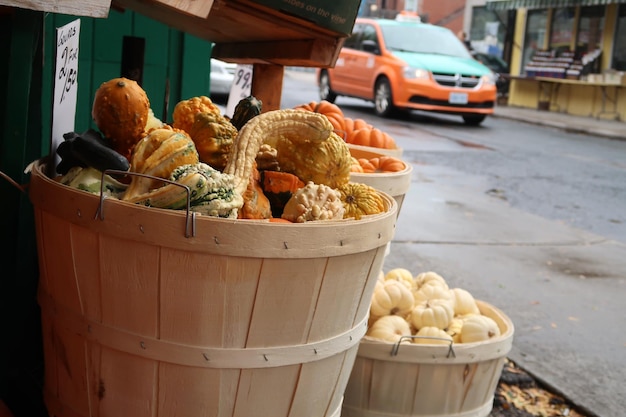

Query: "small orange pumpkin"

xmin=294 ymin=100 xmax=346 ymax=134
xmin=342 ymin=118 xmax=373 ymax=140
xmin=350 ymin=157 xmax=365 ymax=173
xmin=369 ymin=156 xmax=406 ymax=172
xmin=347 ymin=127 xmax=397 ymax=150
xmin=358 ymin=158 xmax=377 ymax=173
xmin=92 ymin=77 xmax=150 ymax=159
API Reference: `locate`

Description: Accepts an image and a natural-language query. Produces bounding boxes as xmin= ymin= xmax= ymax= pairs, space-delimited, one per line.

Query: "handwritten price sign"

xmin=226 ymin=64 xmax=253 ymax=118
xmin=51 ymin=19 xmax=80 ymax=170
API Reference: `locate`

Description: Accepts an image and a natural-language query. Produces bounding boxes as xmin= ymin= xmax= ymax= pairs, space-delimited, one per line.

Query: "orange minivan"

xmin=318 ymin=16 xmax=497 ymax=125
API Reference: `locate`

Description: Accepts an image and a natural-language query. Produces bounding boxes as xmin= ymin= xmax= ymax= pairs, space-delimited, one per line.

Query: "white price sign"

xmin=51 ymin=19 xmax=81 ymax=169
xmin=226 ymin=64 xmax=253 ymax=118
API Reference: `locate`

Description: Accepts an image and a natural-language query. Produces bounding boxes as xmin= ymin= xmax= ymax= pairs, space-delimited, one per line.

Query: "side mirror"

xmin=362 ymin=40 xmax=380 ymax=54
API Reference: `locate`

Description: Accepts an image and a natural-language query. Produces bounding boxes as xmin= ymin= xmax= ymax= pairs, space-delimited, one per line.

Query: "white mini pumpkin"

xmin=370 ymin=279 xmax=415 ymax=319
xmin=367 ymin=315 xmax=413 ymax=343
xmin=412 ymin=326 xmax=453 ymax=345
xmin=413 ymin=283 xmax=455 ymax=306
xmin=385 ymin=268 xmax=415 ymax=290
xmin=460 ymin=314 xmax=501 ymax=343
xmin=451 ymin=287 xmax=480 ymax=316
xmin=414 ymin=271 xmax=449 ymax=290
xmin=410 ymin=298 xmax=455 ymax=330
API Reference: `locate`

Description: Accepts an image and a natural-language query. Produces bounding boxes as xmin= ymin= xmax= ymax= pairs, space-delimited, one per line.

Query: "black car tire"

xmin=462 ymin=114 xmax=487 ymax=126
xmin=318 ymin=70 xmax=337 ymax=103
xmin=374 ymin=77 xmax=397 ymax=118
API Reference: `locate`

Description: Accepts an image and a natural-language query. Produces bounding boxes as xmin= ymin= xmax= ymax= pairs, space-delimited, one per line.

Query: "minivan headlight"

xmin=404 ymin=67 xmax=431 ymax=80
xmin=481 ymin=72 xmax=496 ymax=86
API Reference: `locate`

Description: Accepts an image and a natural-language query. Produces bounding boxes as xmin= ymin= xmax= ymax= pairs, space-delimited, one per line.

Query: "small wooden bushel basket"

xmin=28 ymin=160 xmax=398 ymax=417
xmin=349 ymin=147 xmax=412 ymax=218
xmin=342 ymin=301 xmax=514 ymax=417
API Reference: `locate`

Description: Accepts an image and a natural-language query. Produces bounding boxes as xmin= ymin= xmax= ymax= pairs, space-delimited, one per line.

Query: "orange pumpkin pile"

xmin=294 ymin=100 xmax=398 ymax=151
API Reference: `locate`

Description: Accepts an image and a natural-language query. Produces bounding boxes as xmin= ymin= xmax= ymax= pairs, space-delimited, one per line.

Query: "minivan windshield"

xmin=380 ymin=24 xmax=472 ymax=58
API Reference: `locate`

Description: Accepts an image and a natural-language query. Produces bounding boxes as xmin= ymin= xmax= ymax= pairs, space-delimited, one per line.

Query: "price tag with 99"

xmin=226 ymin=64 xmax=253 ymax=117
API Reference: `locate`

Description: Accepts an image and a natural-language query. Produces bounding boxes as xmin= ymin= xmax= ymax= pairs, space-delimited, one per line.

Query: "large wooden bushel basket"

xmin=28 ymin=161 xmax=398 ymax=417
xmin=342 ymin=301 xmax=514 ymax=417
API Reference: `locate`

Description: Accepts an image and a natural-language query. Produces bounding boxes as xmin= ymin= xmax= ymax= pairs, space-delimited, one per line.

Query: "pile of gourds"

xmin=367 ymin=268 xmax=502 ymax=345
xmin=54 ymin=77 xmax=391 ymax=222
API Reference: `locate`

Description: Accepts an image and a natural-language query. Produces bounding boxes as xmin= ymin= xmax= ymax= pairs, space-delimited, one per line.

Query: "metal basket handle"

xmin=391 ymin=335 xmax=456 ymax=358
xmin=97 ymin=169 xmax=197 ymax=238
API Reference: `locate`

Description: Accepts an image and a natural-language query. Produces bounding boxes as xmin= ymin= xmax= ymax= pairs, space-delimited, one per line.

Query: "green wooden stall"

xmin=0 ymin=7 xmax=213 ymax=416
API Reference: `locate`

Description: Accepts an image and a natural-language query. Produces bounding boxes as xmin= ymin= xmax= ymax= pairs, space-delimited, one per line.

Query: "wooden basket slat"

xmin=85 ymin=342 xmax=102 ymax=417
xmin=155 ymin=363 xmax=227 ymax=416
xmin=72 ymin=227 xmax=102 ymax=322
xmin=307 ymin=250 xmax=374 ymax=341
xmin=327 ymin=341 xmax=361 ymax=415
xmin=95 ymin=363 xmax=241 ymax=417
xmin=159 ymin=251 xmax=260 ymax=347
xmin=290 ymin=350 xmax=352 ymax=417
xmin=40 ymin=214 xmax=81 ymax=313
xmin=247 ymin=257 xmax=326 ymax=347
xmin=233 ymin=366 xmax=300 ymax=416
xmin=39 ymin=314 xmax=58 ymax=406
xmin=99 ymin=237 xmax=160 ymax=336
xmin=51 ymin=326 xmax=90 ymax=416
xmin=341 ymin=355 xmax=368 ymax=411
xmin=465 ymin=359 xmax=504 ymax=408
xmin=351 ymin=247 xmax=388 ymax=331
xmin=347 ymin=143 xmax=403 ymax=158
xmin=95 ymin=349 xmax=157 ymax=415
xmin=372 ymin=360 xmax=416 ymax=413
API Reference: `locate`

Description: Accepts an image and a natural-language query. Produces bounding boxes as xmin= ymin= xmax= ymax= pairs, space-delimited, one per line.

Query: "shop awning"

xmin=486 ymin=0 xmax=626 ymax=10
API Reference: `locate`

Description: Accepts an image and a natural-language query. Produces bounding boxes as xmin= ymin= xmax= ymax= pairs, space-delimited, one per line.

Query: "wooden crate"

xmin=28 ymin=161 xmax=398 ymax=417
xmin=349 ymin=147 xmax=412 ymax=218
xmin=342 ymin=301 xmax=514 ymax=417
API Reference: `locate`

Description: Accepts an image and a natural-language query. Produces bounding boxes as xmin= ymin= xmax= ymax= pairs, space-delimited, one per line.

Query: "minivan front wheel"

xmin=374 ymin=77 xmax=397 ymax=117
xmin=462 ymin=114 xmax=487 ymax=126
xmin=318 ymin=70 xmax=337 ymax=103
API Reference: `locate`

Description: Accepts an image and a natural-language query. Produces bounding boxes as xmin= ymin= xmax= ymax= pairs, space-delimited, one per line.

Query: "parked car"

xmin=210 ymin=58 xmax=237 ymax=96
xmin=471 ymin=51 xmax=510 ymax=96
xmin=317 ymin=16 xmax=497 ymax=125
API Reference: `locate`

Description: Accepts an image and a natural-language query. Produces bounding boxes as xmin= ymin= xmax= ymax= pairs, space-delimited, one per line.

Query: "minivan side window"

xmin=343 ymin=24 xmax=363 ymax=49
xmin=360 ymin=24 xmax=378 ymax=51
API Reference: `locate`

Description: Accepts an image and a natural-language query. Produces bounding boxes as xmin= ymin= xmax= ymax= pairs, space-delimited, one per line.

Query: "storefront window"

xmin=576 ymin=6 xmax=604 ymax=55
xmin=613 ymin=4 xmax=626 ymax=70
xmin=549 ymin=7 xmax=575 ymax=54
xmin=469 ymin=6 xmax=508 ymax=58
xmin=522 ymin=9 xmax=548 ymax=73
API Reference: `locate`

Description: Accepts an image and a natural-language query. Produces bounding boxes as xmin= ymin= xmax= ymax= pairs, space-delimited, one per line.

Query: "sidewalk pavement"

xmin=493 ymin=103 xmax=625 ymax=141
xmin=383 ymin=105 xmax=626 ymax=417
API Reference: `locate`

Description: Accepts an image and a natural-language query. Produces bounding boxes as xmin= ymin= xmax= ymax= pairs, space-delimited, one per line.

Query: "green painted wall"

xmin=0 ymin=8 xmax=212 ymax=416
xmin=41 ymin=9 xmax=213 ymax=150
